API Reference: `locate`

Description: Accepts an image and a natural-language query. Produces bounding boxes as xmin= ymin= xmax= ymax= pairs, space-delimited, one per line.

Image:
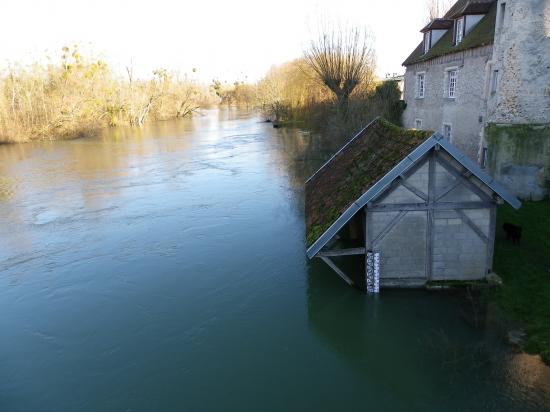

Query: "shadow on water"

xmin=306 ymin=259 xmax=550 ymax=411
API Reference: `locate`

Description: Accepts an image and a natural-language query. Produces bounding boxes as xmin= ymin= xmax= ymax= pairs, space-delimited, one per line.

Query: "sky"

xmin=0 ymin=0 xmax=429 ymax=83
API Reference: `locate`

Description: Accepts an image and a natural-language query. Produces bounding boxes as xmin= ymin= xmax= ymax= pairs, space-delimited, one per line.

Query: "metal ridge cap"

xmin=306 ymin=134 xmax=439 ymax=258
xmin=304 ymin=117 xmax=382 ymax=185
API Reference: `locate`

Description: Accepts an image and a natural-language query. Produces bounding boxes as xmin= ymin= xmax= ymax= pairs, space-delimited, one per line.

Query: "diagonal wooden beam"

xmin=456 ymin=209 xmax=489 ymax=244
xmin=372 ymin=210 xmax=408 ymax=247
xmin=435 ymin=153 xmax=494 ymax=202
xmin=319 ymin=256 xmax=354 ymax=286
xmin=426 ymin=150 xmax=436 ymax=280
xmin=400 ymin=177 xmax=429 ymax=201
xmin=435 ymin=179 xmax=462 ymax=201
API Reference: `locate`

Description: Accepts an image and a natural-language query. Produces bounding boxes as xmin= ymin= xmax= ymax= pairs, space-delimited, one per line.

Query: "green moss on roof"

xmin=305 ymin=118 xmax=432 ymax=247
xmin=403 ymin=2 xmax=497 ymax=66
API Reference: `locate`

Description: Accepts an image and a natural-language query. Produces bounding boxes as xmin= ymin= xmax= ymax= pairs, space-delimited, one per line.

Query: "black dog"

xmin=503 ymin=222 xmax=522 ymax=244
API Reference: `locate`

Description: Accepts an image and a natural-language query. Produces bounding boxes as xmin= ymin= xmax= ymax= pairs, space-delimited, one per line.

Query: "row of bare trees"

xmin=256 ymin=23 xmax=404 ymax=137
xmin=426 ymin=0 xmax=453 ymax=21
xmin=257 ymin=2 xmax=452 ymax=134
xmin=1 ymin=3 xmax=452 ymax=143
xmin=304 ymin=24 xmax=376 ymax=117
xmin=0 ymin=46 xmax=217 ymax=143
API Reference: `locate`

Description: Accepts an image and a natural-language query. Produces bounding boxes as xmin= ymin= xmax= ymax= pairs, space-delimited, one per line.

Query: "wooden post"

xmin=456 ymin=209 xmax=489 ymax=244
xmin=426 ymin=150 xmax=436 ymax=280
xmin=486 ymin=205 xmax=497 ymax=274
xmin=317 ymin=247 xmax=366 ymax=257
xmin=319 ymin=256 xmax=354 ymax=286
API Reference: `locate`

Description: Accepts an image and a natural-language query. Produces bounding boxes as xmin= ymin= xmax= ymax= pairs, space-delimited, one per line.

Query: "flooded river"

xmin=1 ymin=109 xmax=549 ymax=411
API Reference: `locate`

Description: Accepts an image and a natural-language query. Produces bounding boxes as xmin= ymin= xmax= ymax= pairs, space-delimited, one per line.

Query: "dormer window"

xmin=455 ymin=17 xmax=465 ymax=44
xmin=423 ymin=32 xmax=431 ymax=54
xmin=420 ymin=19 xmax=453 ymax=53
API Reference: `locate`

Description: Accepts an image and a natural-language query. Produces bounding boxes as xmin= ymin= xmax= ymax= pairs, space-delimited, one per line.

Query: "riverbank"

xmin=491 ymin=201 xmax=550 ymax=364
xmin=0 ymin=47 xmax=217 ymax=144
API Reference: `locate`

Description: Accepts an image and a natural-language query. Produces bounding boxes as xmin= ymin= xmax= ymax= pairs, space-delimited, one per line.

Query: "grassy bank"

xmin=492 ymin=200 xmax=550 ymax=364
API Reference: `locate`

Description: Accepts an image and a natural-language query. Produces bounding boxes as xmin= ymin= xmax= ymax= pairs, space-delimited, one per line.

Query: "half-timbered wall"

xmin=364 ymin=149 xmax=496 ymax=285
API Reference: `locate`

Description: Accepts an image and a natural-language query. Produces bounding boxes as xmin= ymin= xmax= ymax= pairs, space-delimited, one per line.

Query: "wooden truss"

xmin=315 ymin=149 xmax=497 ymax=287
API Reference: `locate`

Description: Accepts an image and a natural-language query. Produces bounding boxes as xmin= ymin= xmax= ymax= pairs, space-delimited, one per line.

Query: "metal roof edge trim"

xmin=436 ymin=138 xmax=522 ymax=209
xmin=306 ymin=134 xmax=440 ymax=258
xmin=305 ymin=117 xmax=382 ymax=185
xmin=305 ymin=131 xmax=520 ymax=259
xmin=306 ymin=202 xmax=361 ymax=259
xmin=354 ymin=136 xmax=439 ymax=207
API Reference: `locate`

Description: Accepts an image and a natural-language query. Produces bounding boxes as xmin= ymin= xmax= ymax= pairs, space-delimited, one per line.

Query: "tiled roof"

xmin=403 ymin=1 xmax=497 ymax=66
xmin=305 ymin=118 xmax=432 ymax=247
xmin=421 ymin=19 xmax=454 ymax=32
xmin=444 ymin=0 xmax=494 ymax=19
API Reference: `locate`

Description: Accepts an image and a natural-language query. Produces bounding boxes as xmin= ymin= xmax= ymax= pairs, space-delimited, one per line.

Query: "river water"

xmin=0 ymin=109 xmax=549 ymax=411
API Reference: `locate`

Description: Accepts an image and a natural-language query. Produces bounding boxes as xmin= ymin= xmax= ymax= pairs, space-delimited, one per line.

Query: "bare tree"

xmin=304 ymin=23 xmax=375 ymax=116
xmin=426 ymin=0 xmax=453 ymax=21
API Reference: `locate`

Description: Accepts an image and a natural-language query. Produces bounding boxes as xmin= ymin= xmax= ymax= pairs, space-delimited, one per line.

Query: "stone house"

xmin=305 ymin=118 xmax=520 ymax=289
xmin=402 ymin=0 xmax=550 ymax=200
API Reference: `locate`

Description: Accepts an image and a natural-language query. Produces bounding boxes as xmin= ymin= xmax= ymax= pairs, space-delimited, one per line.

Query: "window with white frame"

xmin=443 ymin=123 xmax=452 ymax=141
xmin=455 ymin=17 xmax=464 ymax=44
xmin=417 ymin=73 xmax=425 ymax=98
xmin=415 ymin=119 xmax=423 ymax=129
xmin=423 ymin=32 xmax=431 ymax=54
xmin=447 ymin=70 xmax=457 ymax=98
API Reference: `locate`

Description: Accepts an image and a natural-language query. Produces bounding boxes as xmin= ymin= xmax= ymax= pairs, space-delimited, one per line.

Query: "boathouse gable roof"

xmin=305 ymin=118 xmax=431 ymax=250
xmin=305 ymin=119 xmax=521 ymax=259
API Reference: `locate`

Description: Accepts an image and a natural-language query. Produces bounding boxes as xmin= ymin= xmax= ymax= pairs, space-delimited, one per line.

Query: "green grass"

xmin=491 ymin=201 xmax=550 ymax=364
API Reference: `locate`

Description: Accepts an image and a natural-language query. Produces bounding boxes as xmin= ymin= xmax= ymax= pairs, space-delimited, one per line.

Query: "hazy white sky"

xmin=1 ymin=0 xmax=428 ymax=82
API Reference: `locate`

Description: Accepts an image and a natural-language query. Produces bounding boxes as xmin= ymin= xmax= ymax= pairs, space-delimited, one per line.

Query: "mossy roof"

xmin=445 ymin=0 xmax=494 ymax=19
xmin=305 ymin=118 xmax=432 ymax=248
xmin=403 ymin=1 xmax=496 ymax=66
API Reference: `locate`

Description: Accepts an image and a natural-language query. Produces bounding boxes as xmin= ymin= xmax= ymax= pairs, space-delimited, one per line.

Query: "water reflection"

xmin=306 ymin=260 xmax=550 ymax=410
xmin=0 ymin=108 xmax=549 ymax=411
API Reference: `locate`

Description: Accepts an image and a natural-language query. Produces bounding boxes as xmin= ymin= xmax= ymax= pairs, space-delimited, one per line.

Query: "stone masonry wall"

xmin=486 ymin=0 xmax=550 ymax=123
xmin=486 ymin=123 xmax=550 ymax=200
xmin=403 ymin=46 xmax=493 ymax=162
xmin=371 ymin=210 xmax=428 ymax=279
xmin=432 ymin=209 xmax=490 ymax=280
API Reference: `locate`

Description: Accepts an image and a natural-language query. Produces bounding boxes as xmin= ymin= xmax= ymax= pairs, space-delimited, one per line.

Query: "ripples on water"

xmin=0 ymin=109 xmax=548 ymax=411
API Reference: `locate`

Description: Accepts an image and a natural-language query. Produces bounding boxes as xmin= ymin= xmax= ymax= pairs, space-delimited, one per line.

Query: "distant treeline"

xmin=254 ymin=58 xmax=405 ymax=138
xmin=0 ymin=46 xmax=217 ymax=143
xmin=2 ymin=37 xmax=405 ymax=143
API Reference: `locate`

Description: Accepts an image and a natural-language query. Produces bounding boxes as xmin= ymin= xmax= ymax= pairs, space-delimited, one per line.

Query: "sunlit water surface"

xmin=1 ymin=109 xmax=549 ymax=411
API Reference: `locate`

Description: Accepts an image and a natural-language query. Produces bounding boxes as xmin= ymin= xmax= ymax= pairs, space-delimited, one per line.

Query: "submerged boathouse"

xmin=305 ymin=118 xmax=520 ymax=289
